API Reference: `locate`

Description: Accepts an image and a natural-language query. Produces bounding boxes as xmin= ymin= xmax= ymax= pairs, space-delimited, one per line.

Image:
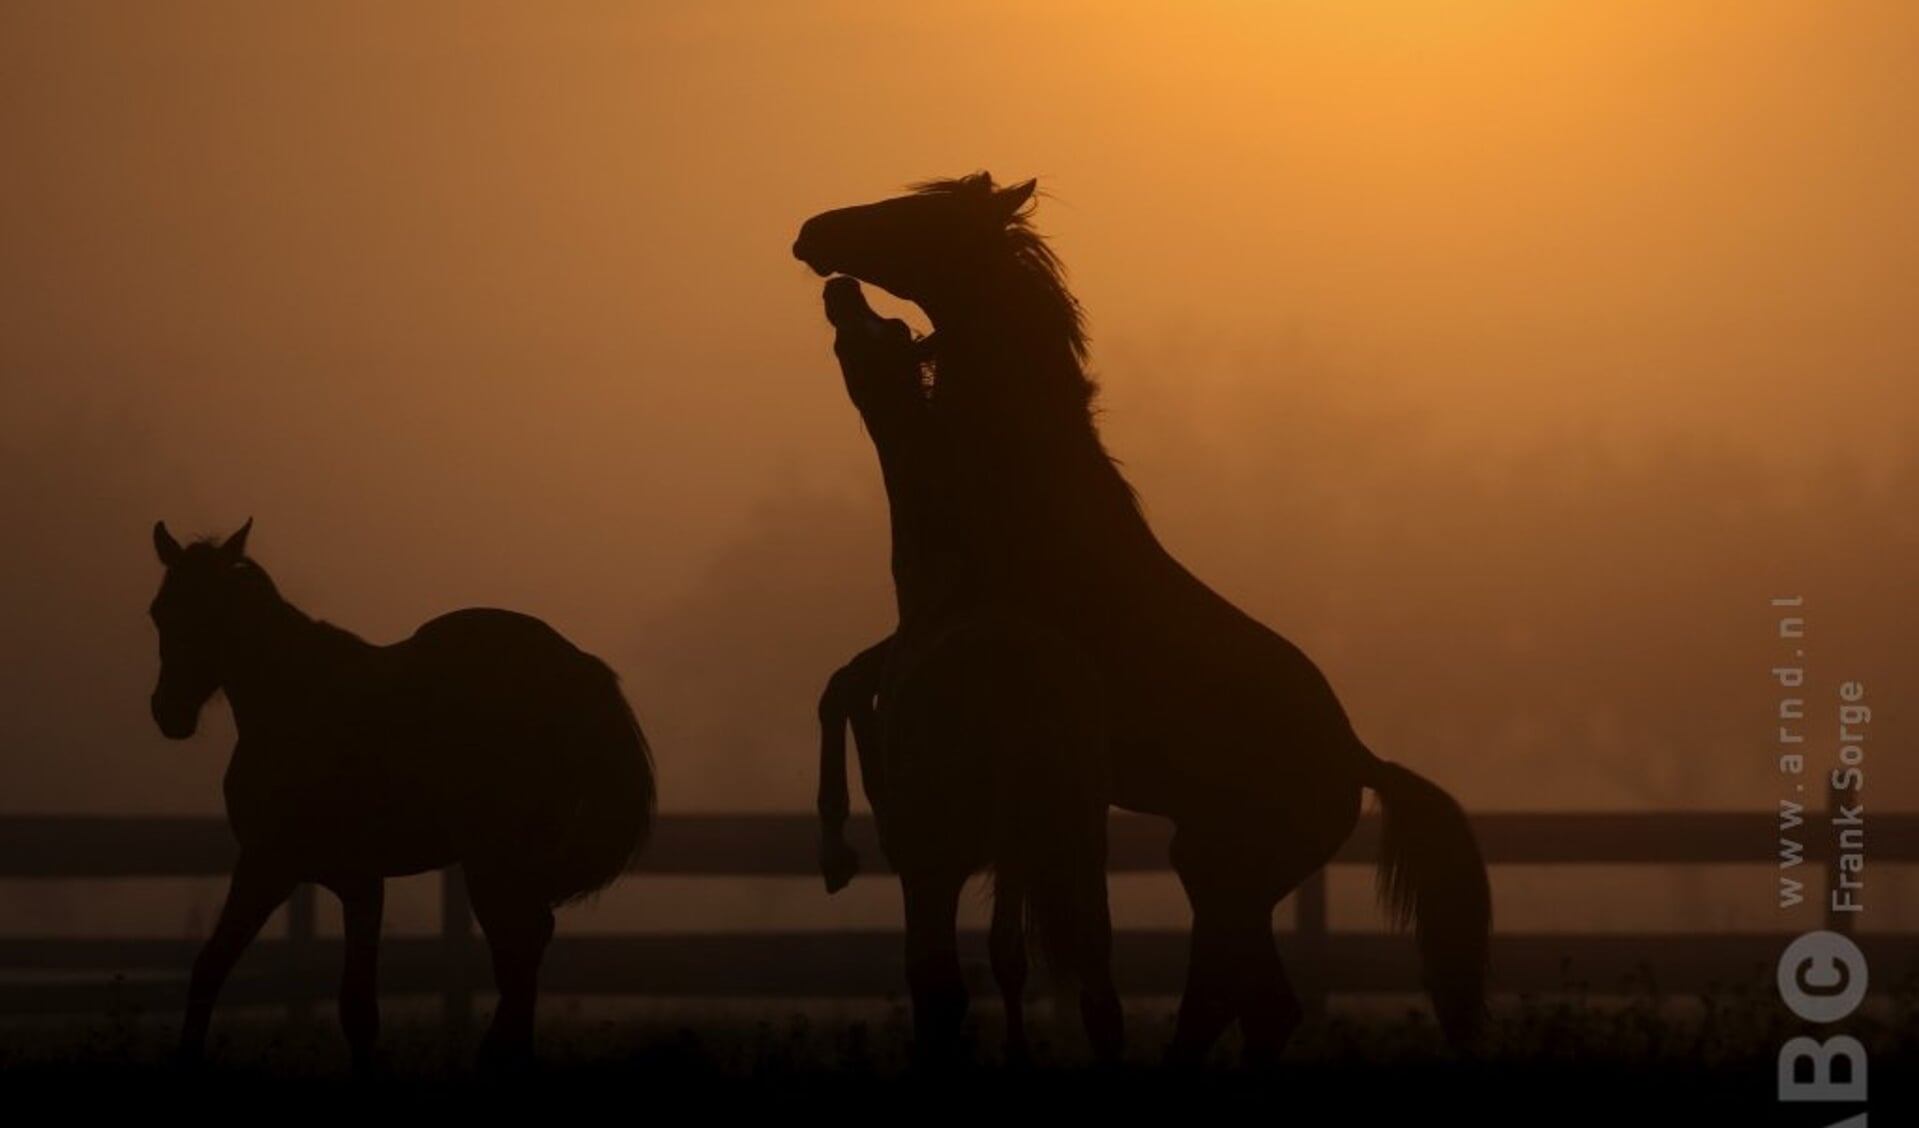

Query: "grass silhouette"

xmin=4 ymin=979 xmax=1913 ymax=1118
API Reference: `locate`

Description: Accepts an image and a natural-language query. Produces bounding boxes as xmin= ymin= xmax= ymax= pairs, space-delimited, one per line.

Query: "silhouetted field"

xmin=3 ymin=993 xmax=1913 ymax=1122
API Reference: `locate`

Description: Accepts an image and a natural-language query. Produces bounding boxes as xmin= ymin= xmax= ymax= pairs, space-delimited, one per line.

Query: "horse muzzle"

xmin=151 ymin=693 xmax=199 ymax=740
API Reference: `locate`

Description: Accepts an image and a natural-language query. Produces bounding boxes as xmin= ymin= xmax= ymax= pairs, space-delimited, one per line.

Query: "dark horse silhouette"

xmin=810 ymin=277 xmax=1121 ymax=1063
xmin=148 ymin=520 xmax=655 ymax=1069
xmin=817 ymin=634 xmax=1062 ymax=1062
xmin=795 ymin=175 xmax=1491 ymax=1065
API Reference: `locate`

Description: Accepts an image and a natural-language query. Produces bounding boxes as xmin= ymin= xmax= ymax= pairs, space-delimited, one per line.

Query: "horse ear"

xmin=153 ymin=521 xmax=183 ymax=566
xmin=218 ymin=518 xmax=254 ymax=562
xmin=996 ymin=178 xmax=1037 ymax=218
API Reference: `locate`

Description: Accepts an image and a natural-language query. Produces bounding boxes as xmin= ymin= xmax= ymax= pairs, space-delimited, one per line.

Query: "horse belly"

xmin=224 ymin=747 xmax=460 ymax=880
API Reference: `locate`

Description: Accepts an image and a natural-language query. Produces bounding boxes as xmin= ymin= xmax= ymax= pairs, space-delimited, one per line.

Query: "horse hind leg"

xmin=1071 ymin=854 xmax=1125 ymax=1066
xmin=1165 ymin=886 xmax=1239 ymax=1069
xmin=900 ymin=863 xmax=970 ymax=1068
xmin=327 ymin=874 xmax=385 ymax=1073
xmin=989 ymin=870 xmax=1029 ymax=1064
xmin=1009 ymin=797 xmax=1124 ymax=1066
xmin=465 ymin=865 xmax=555 ymax=1073
xmin=1236 ymin=796 xmax=1360 ymax=1065
xmin=1168 ymin=824 xmax=1330 ymax=1068
xmin=1236 ymin=910 xmax=1304 ymax=1068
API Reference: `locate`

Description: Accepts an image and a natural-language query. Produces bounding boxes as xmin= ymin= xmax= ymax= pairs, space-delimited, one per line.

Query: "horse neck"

xmin=220 ymin=596 xmax=369 ymax=730
xmin=933 ymin=327 xmax=1168 ymax=585
xmin=857 ymin=397 xmax=973 ymax=623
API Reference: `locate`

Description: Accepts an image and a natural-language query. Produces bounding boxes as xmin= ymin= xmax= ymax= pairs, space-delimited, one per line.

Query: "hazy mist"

xmin=3 ymin=4 xmax=1913 ymax=937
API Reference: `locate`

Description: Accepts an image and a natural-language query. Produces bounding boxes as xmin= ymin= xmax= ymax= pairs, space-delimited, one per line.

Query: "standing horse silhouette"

xmin=810 ymin=277 xmax=1122 ymax=1063
xmin=795 ymin=175 xmax=1491 ymax=1065
xmin=147 ymin=520 xmax=655 ymax=1069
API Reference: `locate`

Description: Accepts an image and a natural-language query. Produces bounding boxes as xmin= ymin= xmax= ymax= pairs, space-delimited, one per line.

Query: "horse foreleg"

xmin=181 ymin=853 xmax=297 ymax=1062
xmin=900 ymin=865 xmax=969 ymax=1068
xmin=331 ymin=875 xmax=385 ymax=1073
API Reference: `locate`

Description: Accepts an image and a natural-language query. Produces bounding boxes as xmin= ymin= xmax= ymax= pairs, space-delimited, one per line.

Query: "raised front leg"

xmin=816 ymin=663 xmax=861 ymax=893
xmin=329 ymin=875 xmax=385 ymax=1073
xmin=181 ymin=853 xmax=298 ymax=1062
xmin=817 ymin=638 xmax=890 ymax=893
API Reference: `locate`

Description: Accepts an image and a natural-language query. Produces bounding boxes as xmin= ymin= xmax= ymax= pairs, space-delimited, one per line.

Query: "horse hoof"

xmin=475 ymin=1037 xmax=536 ymax=1080
xmin=1239 ymin=1045 xmax=1283 ymax=1073
xmin=350 ymin=1047 xmax=385 ymax=1080
xmin=819 ymin=845 xmax=861 ymax=893
xmin=1162 ymin=1041 xmax=1209 ymax=1072
xmin=909 ymin=1036 xmax=969 ymax=1075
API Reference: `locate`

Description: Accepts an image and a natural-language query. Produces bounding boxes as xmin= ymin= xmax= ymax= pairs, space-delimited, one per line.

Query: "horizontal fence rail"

xmin=11 ymin=811 xmax=1918 ymax=876
xmin=3 ymin=812 xmax=1916 ymax=1024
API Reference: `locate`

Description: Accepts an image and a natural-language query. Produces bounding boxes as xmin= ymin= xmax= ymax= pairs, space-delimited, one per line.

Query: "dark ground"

xmin=2 ymin=997 xmax=1911 ymax=1124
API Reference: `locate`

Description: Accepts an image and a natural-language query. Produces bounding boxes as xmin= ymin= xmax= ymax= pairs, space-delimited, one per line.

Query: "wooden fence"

xmin=2 ymin=811 xmax=1915 ymax=1023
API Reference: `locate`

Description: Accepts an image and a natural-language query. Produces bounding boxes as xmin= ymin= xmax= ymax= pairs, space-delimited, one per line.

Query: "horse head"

xmin=147 ymin=518 xmax=258 ymax=739
xmin=794 ymin=172 xmax=1038 ymax=321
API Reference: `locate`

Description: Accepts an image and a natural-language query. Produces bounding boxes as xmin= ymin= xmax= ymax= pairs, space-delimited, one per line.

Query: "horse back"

xmin=224 ymin=606 xmax=629 ymax=879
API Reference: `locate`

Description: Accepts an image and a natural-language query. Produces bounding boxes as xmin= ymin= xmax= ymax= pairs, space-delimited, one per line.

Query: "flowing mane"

xmin=908 ymin=175 xmax=1143 ymax=526
xmin=910 ymin=173 xmax=1092 ymax=366
xmin=174 ymin=537 xmax=369 ymax=652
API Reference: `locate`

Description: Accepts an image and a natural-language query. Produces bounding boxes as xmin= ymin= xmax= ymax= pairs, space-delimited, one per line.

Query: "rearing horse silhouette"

xmin=795 ymin=174 xmax=1492 ymax=1064
xmin=148 ymin=520 xmax=655 ymax=1069
xmin=811 ymin=277 xmax=1121 ymax=1063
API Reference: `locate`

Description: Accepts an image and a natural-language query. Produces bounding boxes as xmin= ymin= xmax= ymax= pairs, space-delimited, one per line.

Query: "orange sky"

xmin=0 ymin=2 xmax=1914 ymax=823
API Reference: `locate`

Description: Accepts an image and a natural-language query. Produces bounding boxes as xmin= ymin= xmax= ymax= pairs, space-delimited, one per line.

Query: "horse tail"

xmin=994 ymin=854 xmax=1080 ymax=1001
xmin=548 ymin=658 xmax=657 ymax=907
xmin=1361 ymin=745 xmax=1491 ymax=1048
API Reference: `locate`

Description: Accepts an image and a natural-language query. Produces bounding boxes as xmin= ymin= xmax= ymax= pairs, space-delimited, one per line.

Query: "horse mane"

xmin=908 ymin=173 xmax=1143 ymax=519
xmin=908 ymin=173 xmax=1091 ymax=369
xmin=182 ymin=538 xmax=369 ymax=649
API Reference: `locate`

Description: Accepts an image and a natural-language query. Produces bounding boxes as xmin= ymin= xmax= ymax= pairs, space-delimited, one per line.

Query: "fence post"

xmin=1295 ymin=869 xmax=1329 ymax=1020
xmin=442 ymin=866 xmax=474 ymax=1034
xmin=285 ymin=883 xmax=317 ymax=1025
